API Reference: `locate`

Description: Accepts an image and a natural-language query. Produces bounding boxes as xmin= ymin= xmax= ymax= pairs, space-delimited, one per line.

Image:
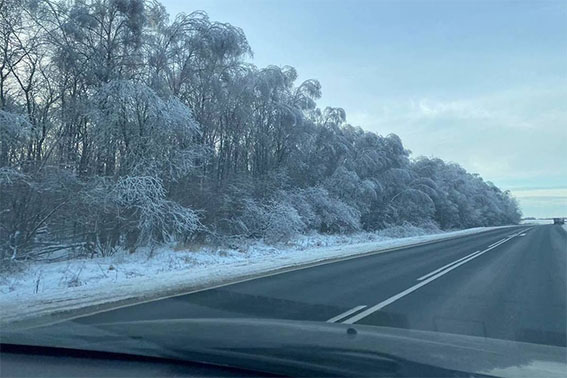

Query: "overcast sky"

xmin=162 ymin=0 xmax=566 ymax=218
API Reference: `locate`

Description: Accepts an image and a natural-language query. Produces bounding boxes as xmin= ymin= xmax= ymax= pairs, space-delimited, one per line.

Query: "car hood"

xmin=2 ymin=318 xmax=566 ymax=377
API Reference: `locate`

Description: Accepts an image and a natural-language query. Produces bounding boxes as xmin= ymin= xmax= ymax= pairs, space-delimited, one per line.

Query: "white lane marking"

xmin=520 ymin=233 xmax=526 ymax=236
xmin=417 ymin=250 xmax=482 ymax=281
xmin=418 ymin=233 xmax=516 ymax=282
xmin=510 ymin=228 xmax=532 ymax=238
xmin=488 ymin=238 xmax=506 ymax=248
xmin=341 ymin=234 xmax=520 ymax=325
xmin=508 ymin=230 xmax=526 ymax=238
xmin=327 ymin=305 xmax=367 ymax=323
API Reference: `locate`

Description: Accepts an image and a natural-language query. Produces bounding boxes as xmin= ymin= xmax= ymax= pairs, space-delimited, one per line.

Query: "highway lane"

xmin=354 ymin=225 xmax=566 ymax=347
xmin=74 ymin=224 xmax=566 ymax=347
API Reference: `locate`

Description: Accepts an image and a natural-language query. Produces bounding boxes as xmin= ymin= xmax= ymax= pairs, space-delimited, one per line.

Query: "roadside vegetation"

xmin=0 ymin=0 xmax=521 ymax=267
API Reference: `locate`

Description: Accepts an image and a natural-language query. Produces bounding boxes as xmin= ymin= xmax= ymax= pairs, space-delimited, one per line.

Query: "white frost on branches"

xmin=112 ymin=176 xmax=200 ymax=245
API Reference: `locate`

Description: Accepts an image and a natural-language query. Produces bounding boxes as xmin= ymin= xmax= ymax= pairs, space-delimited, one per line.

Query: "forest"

xmin=0 ymin=0 xmax=521 ymax=262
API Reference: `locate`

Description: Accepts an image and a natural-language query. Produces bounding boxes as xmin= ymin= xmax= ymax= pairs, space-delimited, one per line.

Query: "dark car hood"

xmin=2 ymin=318 xmax=566 ymax=377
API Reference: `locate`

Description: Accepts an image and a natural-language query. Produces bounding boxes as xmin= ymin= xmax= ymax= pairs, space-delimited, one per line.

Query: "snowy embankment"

xmin=1 ymin=226 xmax=510 ymax=326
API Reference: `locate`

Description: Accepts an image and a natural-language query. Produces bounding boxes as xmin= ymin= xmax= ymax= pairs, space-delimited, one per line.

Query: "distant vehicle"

xmin=553 ymin=218 xmax=565 ymax=225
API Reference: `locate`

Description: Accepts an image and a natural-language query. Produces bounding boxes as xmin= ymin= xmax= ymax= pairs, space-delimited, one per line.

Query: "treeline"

xmin=0 ymin=0 xmax=520 ymax=260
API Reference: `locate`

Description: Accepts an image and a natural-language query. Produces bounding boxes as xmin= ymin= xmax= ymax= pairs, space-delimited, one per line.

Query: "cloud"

xmin=512 ymin=188 xmax=567 ymax=218
xmin=411 ymin=99 xmax=492 ymax=120
xmin=512 ymin=188 xmax=567 ymax=199
xmin=346 ymin=85 xmax=567 ymax=217
xmin=360 ymin=85 xmax=567 ymax=131
xmin=350 ymin=85 xmax=566 ymax=178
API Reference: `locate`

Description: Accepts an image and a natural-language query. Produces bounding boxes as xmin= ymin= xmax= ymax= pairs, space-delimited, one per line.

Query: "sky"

xmin=162 ymin=0 xmax=566 ymax=218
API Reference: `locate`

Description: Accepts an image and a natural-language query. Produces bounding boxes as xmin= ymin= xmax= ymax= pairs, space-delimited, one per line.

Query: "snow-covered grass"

xmin=0 ymin=225 xmax=511 ymax=326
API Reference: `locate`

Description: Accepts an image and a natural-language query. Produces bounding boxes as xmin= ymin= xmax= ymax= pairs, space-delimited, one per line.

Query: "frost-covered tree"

xmin=90 ymin=80 xmax=200 ymax=178
xmin=0 ymin=0 xmax=521 ymax=263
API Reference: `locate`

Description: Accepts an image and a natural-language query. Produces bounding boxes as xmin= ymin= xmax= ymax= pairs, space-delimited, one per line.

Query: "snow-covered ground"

xmin=520 ymin=219 xmax=553 ymax=225
xmin=0 ymin=225 xmax=512 ymax=326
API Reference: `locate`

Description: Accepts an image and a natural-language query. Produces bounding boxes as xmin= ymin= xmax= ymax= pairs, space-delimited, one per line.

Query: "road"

xmin=74 ymin=224 xmax=566 ymax=347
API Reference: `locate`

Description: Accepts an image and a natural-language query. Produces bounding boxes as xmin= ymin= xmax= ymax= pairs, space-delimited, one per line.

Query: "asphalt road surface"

xmin=74 ymin=224 xmax=566 ymax=347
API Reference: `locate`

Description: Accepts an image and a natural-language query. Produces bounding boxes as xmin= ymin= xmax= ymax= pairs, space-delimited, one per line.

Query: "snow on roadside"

xmin=520 ymin=219 xmax=553 ymax=225
xmin=0 ymin=226 xmax=511 ymax=325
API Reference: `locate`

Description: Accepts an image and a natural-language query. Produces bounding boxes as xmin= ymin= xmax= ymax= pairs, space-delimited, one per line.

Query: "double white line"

xmin=327 ymin=228 xmax=531 ymax=325
xmin=327 ymin=305 xmax=367 ymax=323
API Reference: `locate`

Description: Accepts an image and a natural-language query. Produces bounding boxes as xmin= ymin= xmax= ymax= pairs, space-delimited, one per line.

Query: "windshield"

xmin=1 ymin=0 xmax=565 ymax=377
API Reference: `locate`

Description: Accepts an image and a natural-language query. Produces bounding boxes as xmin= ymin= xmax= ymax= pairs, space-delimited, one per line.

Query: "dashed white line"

xmin=340 ymin=230 xmax=527 ymax=325
xmin=326 ymin=305 xmax=367 ymax=323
